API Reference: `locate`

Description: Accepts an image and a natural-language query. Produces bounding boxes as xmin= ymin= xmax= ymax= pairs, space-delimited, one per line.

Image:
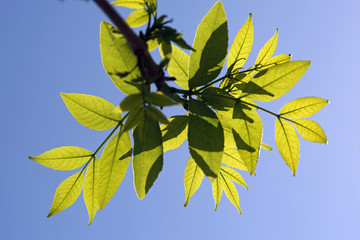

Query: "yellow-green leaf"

xmin=292 ymin=119 xmax=327 ymax=143
xmin=189 ymin=1 xmax=228 ymax=89
xmin=232 ymin=100 xmax=263 ymax=174
xmin=220 ymin=172 xmax=241 ymax=213
xmin=159 ymin=43 xmax=189 ymax=90
xmin=184 ymin=157 xmax=204 ymax=207
xmin=111 ymin=0 xmax=146 ymax=9
xmin=133 ymin=116 xmax=163 ymax=199
xmin=279 ymin=97 xmax=328 ymax=119
xmin=256 ymin=54 xmax=291 ymax=72
xmin=145 ymin=92 xmax=177 ymax=107
xmin=122 ymin=107 xmax=143 ymax=132
xmin=120 ymin=94 xmax=142 ymax=111
xmin=161 ymin=115 xmax=188 ymax=152
xmin=275 ymin=118 xmax=299 ymax=175
xmin=255 ymin=29 xmax=278 ymax=66
xmin=29 ymin=146 xmax=92 ymax=171
xmin=100 ymin=21 xmax=144 ymax=95
xmin=97 ymin=131 xmax=132 ymax=209
xmin=227 ymin=13 xmax=253 ymax=70
xmin=61 ymin=93 xmax=122 ymax=131
xmin=188 ymin=99 xmax=224 ymax=179
xmin=125 ymin=8 xmax=149 ymax=28
xmin=211 ymin=176 xmax=223 ymax=211
xmin=84 ymin=158 xmax=100 ymax=225
xmin=47 ymin=170 xmax=84 ymax=217
xmin=220 ymin=166 xmax=248 ymax=190
xmin=242 ymin=61 xmax=311 ymax=102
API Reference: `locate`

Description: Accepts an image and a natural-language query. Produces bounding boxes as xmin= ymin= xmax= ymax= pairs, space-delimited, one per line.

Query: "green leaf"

xmin=147 ymin=38 xmax=159 ymax=52
xmin=227 ymin=13 xmax=253 ymax=70
xmin=146 ymin=105 xmax=169 ymax=124
xmin=83 ymin=158 xmax=100 ymax=225
xmin=255 ymin=29 xmax=278 ymax=66
xmin=256 ymin=54 xmax=291 ymax=72
xmin=125 ymin=8 xmax=149 ymax=28
xmin=122 ymin=107 xmax=144 ymax=132
xmin=133 ymin=116 xmax=163 ymax=199
xmin=100 ymin=21 xmax=143 ymax=95
xmin=261 ymin=142 xmax=273 ymax=151
xmin=211 ymin=176 xmax=223 ymax=211
xmin=184 ymin=157 xmax=204 ymax=207
xmin=220 ymin=166 xmax=248 ymax=190
xmin=232 ymin=100 xmax=263 ymax=174
xmin=159 ymin=44 xmax=189 ymax=90
xmin=97 ymin=131 xmax=132 ymax=209
xmin=119 ymin=93 xmax=142 ymax=111
xmin=188 ymin=99 xmax=224 ymax=179
xmin=200 ymin=87 xmax=235 ymax=111
xmin=279 ymin=97 xmax=328 ymax=119
xmin=275 ymin=118 xmax=299 ymax=175
xmin=161 ymin=115 xmax=188 ymax=152
xmin=29 ymin=146 xmax=92 ymax=171
xmin=47 ymin=170 xmax=84 ymax=217
xmin=292 ymin=119 xmax=327 ymax=143
xmin=189 ymin=1 xmax=228 ymax=89
xmin=241 ymin=61 xmax=311 ymax=102
xmin=61 ymin=93 xmax=122 ymax=131
xmin=111 ymin=0 xmax=146 ymax=9
xmin=145 ymin=92 xmax=177 ymax=107
xmin=220 ymin=172 xmax=241 ymax=213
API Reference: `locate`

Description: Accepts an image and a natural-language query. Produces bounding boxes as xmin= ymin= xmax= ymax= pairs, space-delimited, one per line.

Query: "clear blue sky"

xmin=1 ymin=0 xmax=360 ymax=239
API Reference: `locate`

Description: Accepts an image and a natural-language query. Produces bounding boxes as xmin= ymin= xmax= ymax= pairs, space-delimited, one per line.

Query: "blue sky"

xmin=1 ymin=0 xmax=360 ymax=239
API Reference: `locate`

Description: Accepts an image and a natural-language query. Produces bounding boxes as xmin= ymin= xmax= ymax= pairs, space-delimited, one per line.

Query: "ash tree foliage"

xmin=30 ymin=0 xmax=328 ymax=224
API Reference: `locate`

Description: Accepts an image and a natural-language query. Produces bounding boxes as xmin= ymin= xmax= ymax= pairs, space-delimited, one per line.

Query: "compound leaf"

xmin=184 ymin=157 xmax=204 ymax=207
xmin=279 ymin=97 xmax=328 ymax=119
xmin=125 ymin=8 xmax=148 ymax=28
xmin=84 ymin=158 xmax=100 ymax=225
xmin=61 ymin=93 xmax=122 ymax=131
xmin=292 ymin=119 xmax=327 ymax=143
xmin=47 ymin=170 xmax=84 ymax=217
xmin=161 ymin=115 xmax=188 ymax=152
xmin=275 ymin=118 xmax=299 ymax=175
xmin=255 ymin=29 xmax=278 ymax=66
xmin=29 ymin=146 xmax=92 ymax=171
xmin=189 ymin=1 xmax=228 ymax=89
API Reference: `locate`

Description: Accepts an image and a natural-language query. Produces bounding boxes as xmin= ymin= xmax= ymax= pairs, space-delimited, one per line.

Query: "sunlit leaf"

xmin=211 ymin=176 xmax=223 ymax=211
xmin=189 ymin=1 xmax=228 ymax=89
xmin=61 ymin=93 xmax=122 ymax=131
xmin=47 ymin=170 xmax=84 ymax=217
xmin=279 ymin=97 xmax=328 ymax=119
xmin=227 ymin=13 xmax=253 ymax=70
xmin=133 ymin=116 xmax=163 ymax=199
xmin=220 ymin=166 xmax=248 ymax=190
xmin=255 ymin=29 xmax=278 ymax=66
xmin=125 ymin=8 xmax=149 ymax=28
xmin=161 ymin=115 xmax=188 ymax=152
xmin=256 ymin=54 xmax=291 ymax=72
xmin=292 ymin=119 xmax=327 ymax=143
xmin=242 ymin=61 xmax=311 ymax=101
xmin=97 ymin=131 xmax=132 ymax=209
xmin=275 ymin=118 xmax=299 ymax=175
xmin=220 ymin=172 xmax=241 ymax=213
xmin=100 ymin=21 xmax=144 ymax=95
xmin=111 ymin=0 xmax=146 ymax=9
xmin=84 ymin=158 xmax=100 ymax=225
xmin=29 ymin=146 xmax=92 ymax=171
xmin=184 ymin=157 xmax=204 ymax=207
xmin=232 ymin=100 xmax=263 ymax=174
xmin=188 ymin=99 xmax=224 ymax=179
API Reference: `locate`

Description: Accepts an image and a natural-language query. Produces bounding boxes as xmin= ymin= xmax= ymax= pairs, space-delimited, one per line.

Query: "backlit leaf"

xmin=279 ymin=97 xmax=328 ymax=119
xmin=227 ymin=13 xmax=253 ymax=70
xmin=145 ymin=92 xmax=177 ymax=107
xmin=220 ymin=166 xmax=248 ymax=190
xmin=188 ymin=99 xmax=224 ymax=179
xmin=189 ymin=1 xmax=228 ymax=89
xmin=242 ymin=61 xmax=311 ymax=101
xmin=120 ymin=94 xmax=142 ymax=111
xmin=61 ymin=93 xmax=122 ymax=131
xmin=111 ymin=0 xmax=146 ymax=9
xmin=292 ymin=119 xmax=327 ymax=143
xmin=146 ymin=105 xmax=169 ymax=124
xmin=275 ymin=118 xmax=299 ymax=175
xmin=255 ymin=29 xmax=278 ymax=66
xmin=47 ymin=170 xmax=84 ymax=217
xmin=29 ymin=146 xmax=92 ymax=171
xmin=84 ymin=158 xmax=100 ymax=225
xmin=97 ymin=131 xmax=132 ymax=209
xmin=125 ymin=8 xmax=148 ymax=28
xmin=161 ymin=115 xmax=188 ymax=152
xmin=122 ymin=107 xmax=144 ymax=132
xmin=184 ymin=157 xmax=204 ymax=207
xmin=211 ymin=176 xmax=223 ymax=211
xmin=220 ymin=172 xmax=241 ymax=213
xmin=256 ymin=54 xmax=291 ymax=72
xmin=133 ymin=116 xmax=163 ymax=199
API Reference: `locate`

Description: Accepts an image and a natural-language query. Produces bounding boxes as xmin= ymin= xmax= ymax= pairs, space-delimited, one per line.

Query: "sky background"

xmin=1 ymin=0 xmax=360 ymax=239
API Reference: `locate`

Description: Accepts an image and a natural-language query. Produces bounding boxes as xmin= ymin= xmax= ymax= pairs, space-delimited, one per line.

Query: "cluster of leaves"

xmin=30 ymin=0 xmax=327 ymax=224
